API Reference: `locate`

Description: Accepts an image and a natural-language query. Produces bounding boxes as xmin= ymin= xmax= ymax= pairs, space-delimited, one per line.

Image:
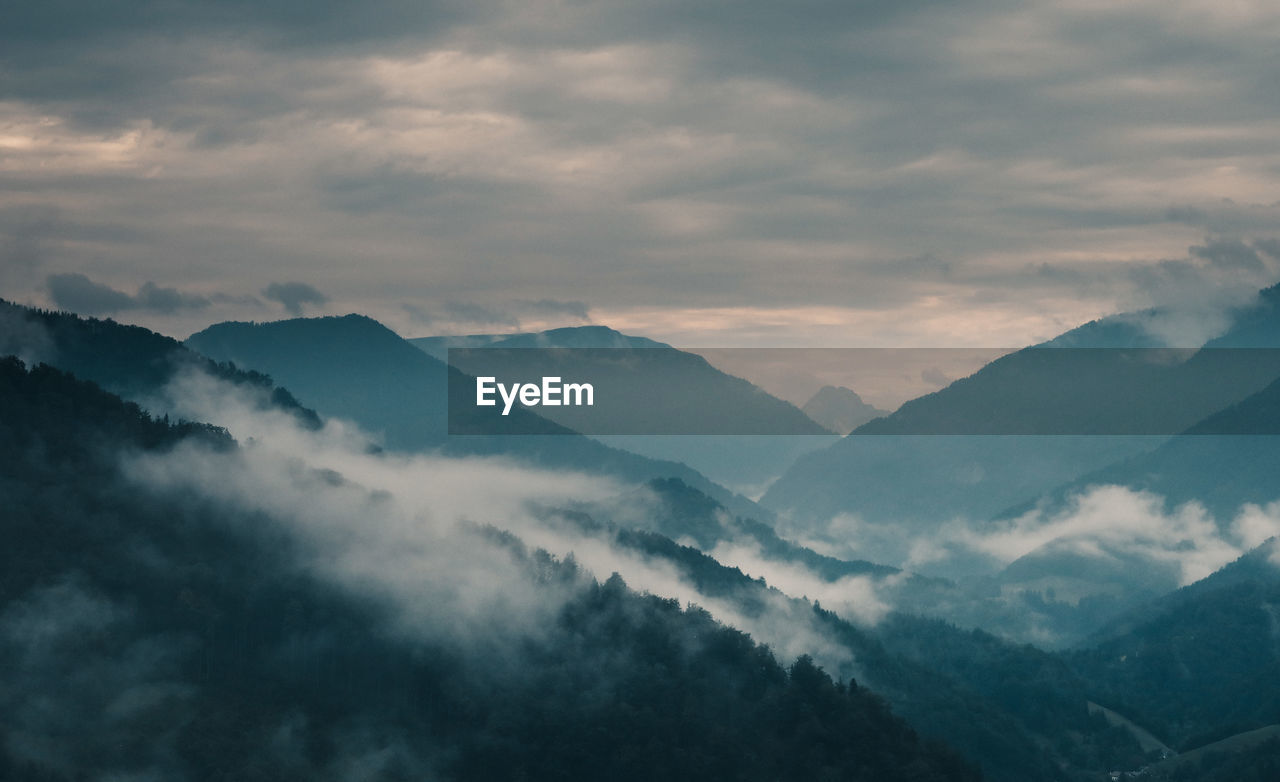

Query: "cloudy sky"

xmin=3 ymin=0 xmax=1280 ymax=346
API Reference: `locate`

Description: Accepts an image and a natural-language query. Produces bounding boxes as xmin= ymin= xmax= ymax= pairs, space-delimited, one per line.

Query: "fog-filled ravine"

xmin=5 ymin=288 xmax=1280 ymax=781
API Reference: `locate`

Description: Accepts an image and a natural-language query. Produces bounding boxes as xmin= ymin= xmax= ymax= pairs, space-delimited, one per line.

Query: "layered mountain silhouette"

xmin=762 ymin=285 xmax=1280 ymax=557
xmin=10 ymin=287 xmax=1280 ymax=779
xmin=997 ymin=286 xmax=1280 ymax=522
xmin=411 ymin=324 xmax=837 ymax=491
xmin=996 ymin=374 xmax=1280 ymax=525
xmin=187 ymin=314 xmax=775 ymax=518
xmin=431 ymin=331 xmax=831 ymax=436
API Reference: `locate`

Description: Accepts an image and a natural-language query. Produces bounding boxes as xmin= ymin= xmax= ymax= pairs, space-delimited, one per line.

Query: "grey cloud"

xmin=404 ymin=300 xmax=520 ymax=330
xmin=1254 ymin=238 xmax=1280 ymax=260
xmin=0 ymin=205 xmax=59 ymax=279
xmin=403 ymin=298 xmax=591 ymax=332
xmin=3 ymin=1 xmax=1280 ymax=340
xmin=1 ymin=205 xmax=143 ymax=287
xmin=513 ymin=299 xmax=592 ymax=322
xmin=1165 ymin=201 xmax=1280 ymax=235
xmin=1166 ymin=204 xmax=1211 ymax=226
xmin=46 ymin=273 xmax=210 ymax=316
xmin=3 ymin=0 xmax=472 ymax=48
xmin=439 ymin=300 xmax=513 ymax=327
xmin=1127 ymin=237 xmax=1280 ymax=296
xmin=136 ymin=281 xmax=212 ymax=313
xmin=0 ymin=306 xmax=56 ymax=366
xmin=210 ymin=291 xmax=265 ymax=306
xmin=1190 ymin=237 xmax=1267 ymax=272
xmin=47 ymin=272 xmax=138 ymax=315
xmin=920 ymin=367 xmax=951 ymax=387
xmin=262 ymin=281 xmax=328 ymax=315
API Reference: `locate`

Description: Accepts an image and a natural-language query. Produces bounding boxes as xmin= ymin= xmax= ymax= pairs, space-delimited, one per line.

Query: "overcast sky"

xmin=3 ymin=0 xmax=1280 ymax=347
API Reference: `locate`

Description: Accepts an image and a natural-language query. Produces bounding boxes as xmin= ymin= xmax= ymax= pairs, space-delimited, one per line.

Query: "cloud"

xmin=45 ymin=272 xmax=211 ymax=316
xmin=1231 ymin=500 xmax=1280 ymax=551
xmin=404 ymin=298 xmax=592 ymax=333
xmin=46 ymin=272 xmax=135 ymax=314
xmin=513 ymin=298 xmax=592 ymax=322
xmin=920 ymin=366 xmax=951 ymax=387
xmin=0 ymin=303 xmax=56 ymax=366
xmin=1190 ymin=236 xmax=1268 ymax=272
xmin=904 ymin=484 xmax=1280 ymax=589
xmin=403 ymin=300 xmax=519 ymax=330
xmin=708 ymin=539 xmax=889 ymax=625
xmin=3 ymin=1 xmax=1280 ymax=343
xmin=0 ymin=205 xmax=59 ymax=283
xmin=135 ymin=281 xmax=212 ymax=313
xmin=1166 ymin=200 xmax=1280 ymax=233
xmin=121 ymin=367 xmax=866 ymax=675
xmin=262 ymin=281 xmax=328 ymax=315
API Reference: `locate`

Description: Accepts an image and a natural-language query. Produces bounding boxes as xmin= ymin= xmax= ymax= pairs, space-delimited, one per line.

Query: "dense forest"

xmin=0 ymin=355 xmax=978 ymax=781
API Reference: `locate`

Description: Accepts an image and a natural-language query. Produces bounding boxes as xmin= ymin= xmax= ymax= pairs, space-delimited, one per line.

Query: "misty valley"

xmin=4 ymin=289 xmax=1280 ymax=782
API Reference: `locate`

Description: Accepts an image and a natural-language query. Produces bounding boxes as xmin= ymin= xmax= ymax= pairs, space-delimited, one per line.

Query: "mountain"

xmin=410 ymin=325 xmax=670 ymax=358
xmin=1199 ymin=281 xmax=1280 ymax=348
xmin=761 ymin=288 xmax=1280 ymax=565
xmin=0 ymin=298 xmax=320 ymax=429
xmin=187 ymin=314 xmax=769 ymax=518
xmin=548 ymin=490 xmax=1161 ymax=781
xmin=0 ymin=355 xmax=980 ymax=782
xmin=1066 ymin=541 xmax=1280 ymax=754
xmin=801 ymin=385 xmax=889 ymax=435
xmin=996 ymin=376 xmax=1280 ymax=526
xmin=992 ymin=284 xmax=1280 ymax=522
xmin=409 ymin=324 xmax=838 ymax=492
xmin=1145 ymin=727 xmax=1280 ymax=781
xmin=423 ymin=326 xmax=831 ymax=436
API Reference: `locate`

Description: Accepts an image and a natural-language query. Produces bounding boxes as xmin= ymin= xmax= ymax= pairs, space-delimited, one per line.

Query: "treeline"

xmin=0 ymin=298 xmax=320 ymax=428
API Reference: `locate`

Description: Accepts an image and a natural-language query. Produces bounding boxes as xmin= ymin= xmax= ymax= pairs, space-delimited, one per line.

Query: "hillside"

xmin=1066 ymin=542 xmax=1280 ymax=749
xmin=187 ymin=315 xmax=771 ymax=518
xmin=553 ymin=496 xmax=1157 ymax=782
xmin=0 ymin=298 xmax=320 ymax=428
xmin=0 ymin=354 xmax=980 ymax=782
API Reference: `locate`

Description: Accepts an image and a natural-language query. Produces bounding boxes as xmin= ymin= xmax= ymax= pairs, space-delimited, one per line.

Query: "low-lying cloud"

xmin=912 ymin=485 xmax=1280 ymax=588
xmin=126 ymin=369 xmax=864 ymax=674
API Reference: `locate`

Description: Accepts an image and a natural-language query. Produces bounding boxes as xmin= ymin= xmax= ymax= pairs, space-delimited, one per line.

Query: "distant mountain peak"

xmin=801 ymin=385 xmax=888 ymax=435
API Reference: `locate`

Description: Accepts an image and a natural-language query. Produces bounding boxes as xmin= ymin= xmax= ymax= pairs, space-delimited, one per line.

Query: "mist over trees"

xmin=5 ymin=293 xmax=1280 ymax=781
xmin=0 ymin=354 xmax=978 ymax=781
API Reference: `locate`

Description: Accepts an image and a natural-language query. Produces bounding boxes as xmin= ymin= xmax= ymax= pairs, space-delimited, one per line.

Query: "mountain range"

xmin=761 ymin=284 xmax=1280 ymax=565
xmin=419 ymin=324 xmax=841 ymax=492
xmin=6 ymin=283 xmax=1280 ymax=780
